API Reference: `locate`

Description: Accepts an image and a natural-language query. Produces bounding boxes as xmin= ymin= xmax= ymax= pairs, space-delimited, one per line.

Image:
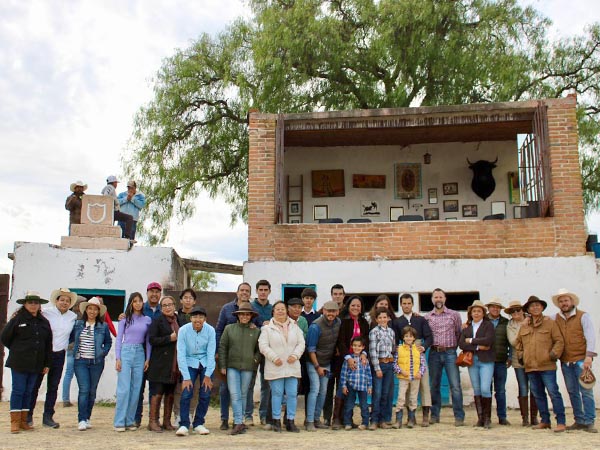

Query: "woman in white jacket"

xmin=259 ymin=301 xmax=305 ymax=433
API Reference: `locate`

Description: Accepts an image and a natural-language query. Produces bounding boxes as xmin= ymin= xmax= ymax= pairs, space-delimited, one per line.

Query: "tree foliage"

xmin=189 ymin=270 xmax=218 ymax=291
xmin=124 ymin=0 xmax=600 ymax=243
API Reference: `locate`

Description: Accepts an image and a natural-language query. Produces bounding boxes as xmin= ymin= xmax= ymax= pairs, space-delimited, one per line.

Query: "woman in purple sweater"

xmin=113 ymin=292 xmax=151 ymax=431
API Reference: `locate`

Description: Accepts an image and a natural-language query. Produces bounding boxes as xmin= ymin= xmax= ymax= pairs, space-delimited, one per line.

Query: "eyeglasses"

xmin=162 ymin=303 xmax=175 ymax=308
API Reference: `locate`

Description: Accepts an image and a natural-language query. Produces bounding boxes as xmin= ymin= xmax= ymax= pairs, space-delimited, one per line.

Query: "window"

xmin=281 ymin=284 xmax=316 ymax=304
xmin=70 ymin=288 xmax=126 ymax=321
xmin=418 ymin=291 xmax=479 ymax=312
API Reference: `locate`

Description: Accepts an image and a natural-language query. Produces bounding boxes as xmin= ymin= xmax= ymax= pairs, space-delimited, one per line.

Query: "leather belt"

xmin=432 ymin=346 xmax=456 ymax=352
xmin=379 ymin=357 xmax=394 ymax=363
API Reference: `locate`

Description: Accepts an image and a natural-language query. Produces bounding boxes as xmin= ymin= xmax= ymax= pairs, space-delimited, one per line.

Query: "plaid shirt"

xmin=425 ymin=307 xmax=462 ymax=348
xmin=368 ymin=325 xmax=396 ymax=372
xmin=340 ymin=354 xmax=373 ymax=392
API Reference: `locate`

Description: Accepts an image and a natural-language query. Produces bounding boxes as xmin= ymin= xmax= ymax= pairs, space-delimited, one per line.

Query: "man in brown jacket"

xmin=65 ymin=180 xmax=86 ymax=233
xmin=515 ymin=295 xmax=566 ymax=432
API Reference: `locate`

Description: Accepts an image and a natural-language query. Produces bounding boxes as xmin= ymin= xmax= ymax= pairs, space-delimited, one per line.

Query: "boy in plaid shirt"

xmin=341 ymin=337 xmax=372 ymax=430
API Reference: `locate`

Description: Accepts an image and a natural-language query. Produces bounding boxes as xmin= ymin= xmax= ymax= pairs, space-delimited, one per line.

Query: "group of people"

xmin=2 ymin=282 xmax=596 ymax=437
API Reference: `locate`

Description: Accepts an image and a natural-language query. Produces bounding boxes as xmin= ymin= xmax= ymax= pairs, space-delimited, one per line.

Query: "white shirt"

xmin=42 ymin=306 xmax=77 ymax=352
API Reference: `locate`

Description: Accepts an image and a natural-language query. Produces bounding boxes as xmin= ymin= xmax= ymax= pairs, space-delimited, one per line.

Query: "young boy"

xmin=394 ymin=326 xmax=427 ymax=428
xmin=368 ymin=308 xmax=396 ymax=429
xmin=341 ymin=337 xmax=372 ymax=430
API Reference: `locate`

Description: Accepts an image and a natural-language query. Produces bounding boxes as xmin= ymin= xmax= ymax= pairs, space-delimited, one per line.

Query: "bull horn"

xmin=467 ymin=157 xmax=473 ymax=165
xmin=492 ymin=156 xmax=498 ymax=164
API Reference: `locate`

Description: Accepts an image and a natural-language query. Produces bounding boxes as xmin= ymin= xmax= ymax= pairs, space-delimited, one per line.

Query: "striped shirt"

xmin=78 ymin=322 xmax=96 ymax=359
xmin=368 ymin=325 xmax=396 ymax=372
xmin=340 ymin=354 xmax=372 ymax=392
xmin=425 ymin=307 xmax=462 ymax=348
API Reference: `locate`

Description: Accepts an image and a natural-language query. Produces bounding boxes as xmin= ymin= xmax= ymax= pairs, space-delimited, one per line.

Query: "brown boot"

xmin=162 ymin=393 xmax=175 ymax=431
xmin=530 ymin=394 xmax=539 ymax=426
xmin=10 ymin=411 xmax=21 ymax=434
xmin=421 ymin=406 xmax=430 ymax=427
xmin=20 ymin=411 xmax=33 ymax=431
xmin=518 ymin=396 xmax=529 ymax=426
xmin=473 ymin=396 xmax=483 ymax=427
xmin=481 ymin=397 xmax=492 ymax=429
xmin=148 ymin=394 xmax=163 ymax=432
xmin=331 ymin=397 xmax=344 ymax=430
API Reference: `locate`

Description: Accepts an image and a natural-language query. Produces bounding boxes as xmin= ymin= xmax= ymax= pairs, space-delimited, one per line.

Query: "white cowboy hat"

xmin=467 ymin=300 xmax=488 ymax=315
xmin=485 ymin=297 xmax=504 ymax=309
xmin=551 ymin=288 xmax=579 ymax=308
xmin=79 ymin=296 xmax=107 ymax=316
xmin=70 ymin=180 xmax=88 ymax=192
xmin=50 ymin=288 xmax=78 ymax=309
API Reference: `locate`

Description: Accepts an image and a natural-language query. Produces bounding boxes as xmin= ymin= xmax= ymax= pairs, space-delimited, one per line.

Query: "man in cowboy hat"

xmin=28 ymin=288 xmax=78 ymax=428
xmin=485 ymin=298 xmax=511 ymax=425
xmin=65 ymin=180 xmax=87 ymax=233
xmin=117 ymin=180 xmax=146 ymax=240
xmin=551 ymin=288 xmax=597 ymax=433
xmin=515 ymin=296 xmax=566 ymax=432
xmin=101 ymin=175 xmax=135 ymax=241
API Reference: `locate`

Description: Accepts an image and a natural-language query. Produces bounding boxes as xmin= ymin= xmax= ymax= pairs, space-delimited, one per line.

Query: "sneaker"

xmin=176 ymin=425 xmax=189 ymax=436
xmin=358 ymin=424 xmax=367 ymax=431
xmin=194 ymin=424 xmax=210 ymax=435
xmin=85 ymin=419 xmax=92 ymax=429
xmin=126 ymin=425 xmax=139 ymax=431
xmin=114 ymin=427 xmax=126 ymax=432
xmin=78 ymin=421 xmax=87 ymax=431
xmin=344 ymin=425 xmax=352 ymax=431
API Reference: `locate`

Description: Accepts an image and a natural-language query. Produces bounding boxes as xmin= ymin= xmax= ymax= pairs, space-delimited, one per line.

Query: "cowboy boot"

xmin=407 ymin=409 xmax=416 ymax=428
xmin=10 ymin=411 xmax=21 ymax=434
xmin=482 ymin=397 xmax=492 ymax=429
xmin=331 ymin=397 xmax=343 ymax=430
xmin=530 ymin=394 xmax=539 ymax=426
xmin=272 ymin=418 xmax=282 ymax=432
xmin=286 ymin=419 xmax=300 ymax=433
xmin=421 ymin=406 xmax=430 ymax=427
xmin=162 ymin=393 xmax=175 ymax=431
xmin=518 ymin=396 xmax=529 ymax=426
xmin=393 ymin=409 xmax=403 ymax=429
xmin=473 ymin=395 xmax=484 ymax=427
xmin=148 ymin=394 xmax=163 ymax=432
xmin=19 ymin=411 xmax=33 ymax=431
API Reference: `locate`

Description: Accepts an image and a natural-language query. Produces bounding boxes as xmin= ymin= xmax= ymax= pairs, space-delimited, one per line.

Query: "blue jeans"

xmin=371 ymin=361 xmax=394 ymax=424
xmin=344 ymin=387 xmax=369 ymax=426
xmin=306 ymin=362 xmax=329 ymax=422
xmin=561 ymin=361 xmax=596 ymax=425
xmin=256 ymin=362 xmax=270 ymax=420
xmin=62 ymin=348 xmax=75 ymax=402
xmin=30 ymin=350 xmax=66 ymax=417
xmin=467 ymin=355 xmax=494 ymax=398
xmin=10 ymin=370 xmax=38 ymax=411
xmin=529 ymin=370 xmax=565 ymax=425
xmin=514 ymin=367 xmax=529 ymax=397
xmin=270 ymin=377 xmax=298 ymax=420
xmin=179 ymin=365 xmax=211 ymax=428
xmin=227 ymin=368 xmax=254 ymax=425
xmin=114 ymin=344 xmax=145 ymax=427
xmin=428 ymin=349 xmax=465 ymax=420
xmin=74 ymin=358 xmax=105 ymax=422
xmin=492 ymin=361 xmax=508 ymax=419
xmin=220 ymin=380 xmax=230 ymax=421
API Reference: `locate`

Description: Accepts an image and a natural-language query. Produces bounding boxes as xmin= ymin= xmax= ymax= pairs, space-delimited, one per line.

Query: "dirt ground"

xmin=0 ymin=401 xmax=597 ymax=450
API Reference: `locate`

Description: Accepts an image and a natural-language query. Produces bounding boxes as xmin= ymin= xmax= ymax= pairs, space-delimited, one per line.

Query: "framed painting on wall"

xmin=352 ymin=174 xmax=386 ymax=189
xmin=389 ymin=206 xmax=404 ymax=221
xmin=428 ymin=188 xmax=438 ymax=204
xmin=313 ymin=205 xmax=329 ymax=220
xmin=360 ymin=201 xmax=381 ymax=217
xmin=288 ymin=201 xmax=301 ymax=216
xmin=443 ymin=183 xmax=458 ymax=195
xmin=462 ymin=204 xmax=478 ymax=217
xmin=394 ymin=163 xmax=422 ymax=199
xmin=311 ymin=170 xmax=345 ymax=198
xmin=424 ymin=208 xmax=439 ymax=221
xmin=443 ymin=199 xmax=459 ymax=213
xmin=491 ymin=201 xmax=506 ymax=216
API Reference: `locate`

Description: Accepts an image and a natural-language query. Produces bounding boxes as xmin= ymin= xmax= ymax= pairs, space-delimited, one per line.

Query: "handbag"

xmin=455 ymin=351 xmax=474 ymax=367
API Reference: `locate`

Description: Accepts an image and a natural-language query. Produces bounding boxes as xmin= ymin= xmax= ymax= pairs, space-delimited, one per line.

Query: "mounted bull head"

xmin=467 ymin=157 xmax=498 ymax=200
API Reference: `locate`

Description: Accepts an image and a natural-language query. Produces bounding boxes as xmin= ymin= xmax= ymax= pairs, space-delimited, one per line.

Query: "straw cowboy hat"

xmin=17 ymin=290 xmax=48 ymax=304
xmin=467 ymin=300 xmax=488 ymax=315
xmin=551 ymin=288 xmax=580 ymax=308
xmin=50 ymin=288 xmax=78 ymax=309
xmin=504 ymin=300 xmax=524 ymax=314
xmin=522 ymin=295 xmax=547 ymax=312
xmin=485 ymin=297 xmax=504 ymax=309
xmin=70 ymin=180 xmax=88 ymax=192
xmin=232 ymin=302 xmax=258 ymax=318
xmin=79 ymin=297 xmax=107 ymax=316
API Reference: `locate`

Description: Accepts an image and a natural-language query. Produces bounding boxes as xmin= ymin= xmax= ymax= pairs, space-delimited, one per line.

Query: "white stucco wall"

xmin=245 ymin=255 xmax=600 ymax=406
xmin=285 ymin=140 xmax=518 ymax=222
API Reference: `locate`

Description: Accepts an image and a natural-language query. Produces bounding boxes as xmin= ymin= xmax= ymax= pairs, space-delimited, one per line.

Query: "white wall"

xmin=245 ymin=255 xmax=600 ymax=406
xmin=285 ymin=140 xmax=518 ymax=222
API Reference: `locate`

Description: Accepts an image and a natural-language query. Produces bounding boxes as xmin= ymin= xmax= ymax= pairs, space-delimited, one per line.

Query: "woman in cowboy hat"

xmin=1 ymin=291 xmax=52 ymax=433
xmin=218 ymin=302 xmax=262 ymax=435
xmin=459 ymin=300 xmax=496 ymax=428
xmin=70 ymin=297 xmax=112 ymax=431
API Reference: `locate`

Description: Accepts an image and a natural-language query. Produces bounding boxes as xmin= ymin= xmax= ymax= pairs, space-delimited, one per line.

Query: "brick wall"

xmin=248 ymin=98 xmax=587 ymax=262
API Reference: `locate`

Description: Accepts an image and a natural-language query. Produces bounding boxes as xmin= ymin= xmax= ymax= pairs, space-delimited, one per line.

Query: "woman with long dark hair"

xmin=367 ymin=294 xmax=396 ymax=328
xmin=113 ymin=292 xmax=152 ymax=431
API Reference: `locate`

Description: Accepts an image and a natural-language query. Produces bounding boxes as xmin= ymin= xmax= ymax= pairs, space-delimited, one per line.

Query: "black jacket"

xmin=392 ymin=315 xmax=433 ymax=349
xmin=1 ymin=309 xmax=52 ymax=373
xmin=459 ymin=319 xmax=496 ymax=363
xmin=147 ymin=314 xmax=177 ymax=384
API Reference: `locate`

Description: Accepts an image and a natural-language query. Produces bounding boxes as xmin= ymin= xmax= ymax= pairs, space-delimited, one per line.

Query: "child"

xmin=393 ymin=326 xmax=427 ymax=428
xmin=341 ymin=336 xmax=372 ymax=430
xmin=368 ymin=308 xmax=396 ymax=429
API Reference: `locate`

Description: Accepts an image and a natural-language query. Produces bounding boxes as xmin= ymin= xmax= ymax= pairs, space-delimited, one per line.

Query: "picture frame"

xmin=313 ymin=205 xmax=329 ymax=221
xmin=443 ymin=199 xmax=459 ymax=213
xmin=424 ymin=208 xmax=439 ymax=221
xmin=311 ymin=170 xmax=345 ymax=198
xmin=462 ymin=204 xmax=478 ymax=217
xmin=445 ymin=217 xmax=457 ymax=221
xmin=491 ymin=201 xmax=506 ymax=216
xmin=443 ymin=182 xmax=458 ymax=195
xmin=352 ymin=174 xmax=386 ymax=189
xmin=288 ymin=201 xmax=301 ymax=216
xmin=361 ymin=200 xmax=381 ymax=217
xmin=289 ymin=216 xmax=301 ymax=224
xmin=389 ymin=206 xmax=405 ymax=221
xmin=394 ymin=163 xmax=422 ymax=199
xmin=428 ymin=188 xmax=438 ymax=204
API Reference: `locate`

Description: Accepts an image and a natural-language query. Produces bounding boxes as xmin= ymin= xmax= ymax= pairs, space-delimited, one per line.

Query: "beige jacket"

xmin=259 ymin=317 xmax=305 ymax=380
xmin=507 ymin=319 xmax=524 ymax=369
xmin=515 ymin=315 xmax=564 ymax=372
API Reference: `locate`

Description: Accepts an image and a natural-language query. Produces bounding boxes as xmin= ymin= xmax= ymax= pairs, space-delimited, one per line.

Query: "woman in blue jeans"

xmin=459 ymin=300 xmax=495 ymax=429
xmin=62 ymin=296 xmax=84 ymax=406
xmin=70 ymin=297 xmax=112 ymax=431
xmin=113 ymin=292 xmax=151 ymax=431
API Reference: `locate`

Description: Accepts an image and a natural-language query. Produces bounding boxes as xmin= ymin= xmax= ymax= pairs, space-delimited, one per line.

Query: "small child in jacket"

xmin=393 ymin=326 xmax=427 ymax=428
xmin=341 ymin=337 xmax=372 ymax=430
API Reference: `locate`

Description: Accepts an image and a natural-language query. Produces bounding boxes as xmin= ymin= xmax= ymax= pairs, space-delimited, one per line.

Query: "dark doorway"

xmin=418 ymin=291 xmax=479 ymax=312
xmin=281 ymin=284 xmax=317 ymax=303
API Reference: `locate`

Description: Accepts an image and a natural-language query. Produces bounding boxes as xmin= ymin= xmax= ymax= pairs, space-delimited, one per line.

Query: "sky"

xmin=1 ymin=0 xmax=599 ymax=292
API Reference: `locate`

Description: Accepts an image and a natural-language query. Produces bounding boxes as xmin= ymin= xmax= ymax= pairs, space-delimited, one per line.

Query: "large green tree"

xmin=125 ymin=0 xmax=600 ymax=244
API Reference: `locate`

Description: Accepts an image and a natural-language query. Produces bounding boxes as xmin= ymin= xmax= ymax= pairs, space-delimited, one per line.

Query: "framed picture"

xmin=445 ymin=217 xmax=457 ymax=221
xmin=491 ymin=201 xmax=506 ymax=216
xmin=352 ymin=174 xmax=386 ymax=189
xmin=313 ymin=205 xmax=329 ymax=220
xmin=462 ymin=204 xmax=478 ymax=217
xmin=289 ymin=216 xmax=301 ymax=224
xmin=424 ymin=208 xmax=439 ymax=221
xmin=288 ymin=201 xmax=301 ymax=216
xmin=311 ymin=170 xmax=345 ymax=198
xmin=428 ymin=188 xmax=438 ymax=204
xmin=394 ymin=163 xmax=422 ymax=199
xmin=443 ymin=182 xmax=458 ymax=195
xmin=361 ymin=201 xmax=381 ymax=217
xmin=443 ymin=199 xmax=459 ymax=213
xmin=389 ymin=206 xmax=405 ymax=221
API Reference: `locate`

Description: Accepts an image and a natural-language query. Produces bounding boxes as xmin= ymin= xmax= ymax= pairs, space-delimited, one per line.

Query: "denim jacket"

xmin=70 ymin=320 xmax=113 ymax=363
